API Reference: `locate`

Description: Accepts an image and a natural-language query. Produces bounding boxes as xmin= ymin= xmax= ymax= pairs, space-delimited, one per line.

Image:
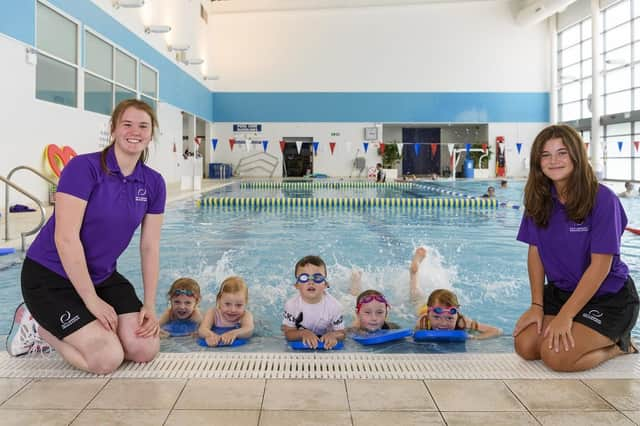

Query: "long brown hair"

xmin=100 ymin=99 xmax=158 ymax=173
xmin=523 ymin=124 xmax=598 ymax=227
xmin=418 ymin=289 xmax=476 ymax=330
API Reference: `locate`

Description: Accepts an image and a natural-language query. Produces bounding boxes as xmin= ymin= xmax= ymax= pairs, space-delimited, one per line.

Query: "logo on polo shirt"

xmin=60 ymin=310 xmax=80 ymax=330
xmin=582 ymin=309 xmax=603 ymax=325
xmin=136 ymin=187 xmax=148 ymax=203
xmin=569 ymin=221 xmax=589 ymax=233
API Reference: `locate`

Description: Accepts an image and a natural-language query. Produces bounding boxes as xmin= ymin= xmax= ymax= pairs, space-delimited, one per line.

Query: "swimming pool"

xmin=1 ymin=179 xmax=639 ymax=354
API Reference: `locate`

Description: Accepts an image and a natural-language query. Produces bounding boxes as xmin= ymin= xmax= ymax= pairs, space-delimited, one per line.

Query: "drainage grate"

xmin=1 ymin=352 xmax=638 ymax=380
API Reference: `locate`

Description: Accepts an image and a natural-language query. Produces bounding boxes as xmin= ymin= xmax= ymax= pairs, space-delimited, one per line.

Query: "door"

xmin=282 ymin=137 xmax=313 ymax=177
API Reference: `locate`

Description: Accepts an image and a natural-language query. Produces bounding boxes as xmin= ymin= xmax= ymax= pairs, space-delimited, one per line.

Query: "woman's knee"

xmin=540 ymin=346 xmax=575 ymax=372
xmin=514 ymin=334 xmax=540 ymax=361
xmin=85 ymin=344 xmax=125 ymax=375
xmin=123 ymin=337 xmax=159 ymax=363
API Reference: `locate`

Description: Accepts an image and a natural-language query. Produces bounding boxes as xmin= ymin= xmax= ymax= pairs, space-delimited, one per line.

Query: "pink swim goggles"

xmin=356 ymin=294 xmax=390 ymax=313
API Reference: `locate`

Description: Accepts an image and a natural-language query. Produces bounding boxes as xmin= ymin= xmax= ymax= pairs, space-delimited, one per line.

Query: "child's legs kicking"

xmin=410 ymin=247 xmax=427 ymax=302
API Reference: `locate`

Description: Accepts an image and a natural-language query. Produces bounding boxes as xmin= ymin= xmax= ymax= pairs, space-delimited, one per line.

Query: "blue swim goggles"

xmin=295 ymin=273 xmax=326 ymax=284
xmin=429 ymin=306 xmax=458 ymax=315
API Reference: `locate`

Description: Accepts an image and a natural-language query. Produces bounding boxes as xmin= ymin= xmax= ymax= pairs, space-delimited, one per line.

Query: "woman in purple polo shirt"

xmin=513 ymin=124 xmax=639 ymax=372
xmin=20 ymin=99 xmax=166 ymax=374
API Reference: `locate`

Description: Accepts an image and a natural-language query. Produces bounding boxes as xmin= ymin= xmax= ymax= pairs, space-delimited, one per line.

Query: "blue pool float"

xmin=413 ymin=329 xmax=468 ymax=342
xmin=0 ymin=248 xmax=16 ymax=256
xmin=197 ymin=326 xmax=248 ymax=347
xmin=161 ymin=319 xmax=198 ymax=337
xmin=288 ymin=340 xmax=344 ymax=350
xmin=351 ymin=328 xmax=413 ymax=345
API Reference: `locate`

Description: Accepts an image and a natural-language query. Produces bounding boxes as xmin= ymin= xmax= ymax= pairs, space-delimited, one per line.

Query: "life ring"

xmin=351 ymin=328 xmax=413 ymax=346
xmin=288 ymin=340 xmax=344 ymax=350
xmin=197 ymin=326 xmax=248 ymax=347
xmin=161 ymin=319 xmax=198 ymax=337
xmin=45 ymin=144 xmax=77 ymax=178
xmin=626 ymin=227 xmax=640 ymax=235
xmin=413 ymin=329 xmax=467 ymax=342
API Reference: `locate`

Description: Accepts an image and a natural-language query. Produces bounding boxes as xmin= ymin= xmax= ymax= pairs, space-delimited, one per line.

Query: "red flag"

xmin=329 ymin=142 xmax=336 ymax=155
xmin=379 ymin=142 xmax=385 ymax=155
xmin=481 ymin=143 xmax=487 ymax=153
xmin=279 ymin=140 xmax=286 ymax=153
xmin=634 ymin=141 xmax=639 ymax=152
xmin=430 ymin=143 xmax=438 ymax=159
xmin=229 ymin=138 xmax=235 ymax=151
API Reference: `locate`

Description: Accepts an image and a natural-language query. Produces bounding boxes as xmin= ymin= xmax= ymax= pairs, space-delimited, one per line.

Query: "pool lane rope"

xmin=197 ymin=197 xmax=499 ymax=209
xmin=239 ymin=181 xmax=418 ymax=189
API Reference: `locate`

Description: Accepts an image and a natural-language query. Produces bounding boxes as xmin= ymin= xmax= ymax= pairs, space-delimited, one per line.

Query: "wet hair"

xmin=167 ymin=277 xmax=201 ymax=301
xmin=418 ymin=289 xmax=476 ymax=331
xmin=294 ymin=255 xmax=327 ymax=276
xmin=100 ymin=99 xmax=158 ymax=173
xmin=523 ymin=124 xmax=597 ymax=227
xmin=216 ymin=276 xmax=249 ymax=303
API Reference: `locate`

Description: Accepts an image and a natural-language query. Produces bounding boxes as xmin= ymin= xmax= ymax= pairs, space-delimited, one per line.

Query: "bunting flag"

xmin=312 ymin=141 xmax=319 ymax=156
xmin=430 ymin=143 xmax=438 ymax=159
xmin=279 ymin=140 xmax=286 ymax=153
xmin=617 ymin=141 xmax=624 ymax=152
xmin=481 ymin=143 xmax=487 ymax=153
xmin=634 ymin=141 xmax=639 ymax=152
xmin=363 ymin=142 xmax=369 ymax=153
xmin=498 ymin=142 xmax=505 ymax=154
xmin=262 ymin=140 xmax=268 ymax=152
xmin=296 ymin=141 xmax=302 ymax=154
xmin=516 ymin=143 xmax=522 ymax=154
xmin=245 ymin=139 xmax=252 ymax=152
xmin=396 ymin=142 xmax=403 ymax=153
xmin=229 ymin=138 xmax=235 ymax=151
xmin=329 ymin=141 xmax=336 ymax=155
xmin=447 ymin=143 xmax=455 ymax=154
xmin=379 ymin=142 xmax=385 ymax=155
xmin=211 ymin=138 xmax=218 ymax=151
xmin=465 ymin=143 xmax=471 ymax=154
xmin=414 ymin=143 xmax=420 ymax=156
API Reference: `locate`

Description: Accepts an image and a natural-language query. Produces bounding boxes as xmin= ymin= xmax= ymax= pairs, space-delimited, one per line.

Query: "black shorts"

xmin=543 ymin=276 xmax=639 ymax=352
xmin=21 ymin=257 xmax=142 ymax=339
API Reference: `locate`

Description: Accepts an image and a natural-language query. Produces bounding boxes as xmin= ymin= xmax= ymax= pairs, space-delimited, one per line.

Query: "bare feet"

xmin=410 ymin=247 xmax=427 ymax=301
xmin=350 ymin=269 xmax=363 ymax=296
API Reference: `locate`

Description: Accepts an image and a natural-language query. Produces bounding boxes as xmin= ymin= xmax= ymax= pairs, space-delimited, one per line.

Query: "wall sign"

xmin=364 ymin=127 xmax=378 ymax=140
xmin=233 ymin=124 xmax=262 ymax=132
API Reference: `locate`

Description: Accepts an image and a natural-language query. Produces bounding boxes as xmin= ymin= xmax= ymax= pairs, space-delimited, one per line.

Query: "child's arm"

xmin=282 ymin=326 xmax=319 ymax=348
xmin=198 ymin=307 xmax=221 ymax=346
xmin=219 ymin=311 xmax=255 ymax=344
xmin=466 ymin=319 xmax=502 ymax=340
xmin=410 ymin=247 xmax=427 ymax=303
xmin=319 ymin=329 xmax=345 ymax=350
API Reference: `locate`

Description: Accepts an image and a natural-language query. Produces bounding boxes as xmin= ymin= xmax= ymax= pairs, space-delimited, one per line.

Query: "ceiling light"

xmin=145 ymin=25 xmax=171 ymax=34
xmin=184 ymin=58 xmax=204 ymax=65
xmin=167 ymin=44 xmax=190 ymax=52
xmin=203 ymin=75 xmax=219 ymax=81
xmin=113 ymin=0 xmax=144 ymax=8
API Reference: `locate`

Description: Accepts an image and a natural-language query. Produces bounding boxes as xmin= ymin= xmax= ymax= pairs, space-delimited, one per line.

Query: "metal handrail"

xmin=4 ymin=166 xmax=56 ymax=251
xmin=236 ymin=151 xmax=279 ymax=177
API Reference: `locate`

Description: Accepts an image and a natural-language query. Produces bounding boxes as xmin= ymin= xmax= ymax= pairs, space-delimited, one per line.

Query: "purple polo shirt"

xmin=517 ymin=184 xmax=628 ymax=296
xmin=27 ymin=147 xmax=166 ymax=284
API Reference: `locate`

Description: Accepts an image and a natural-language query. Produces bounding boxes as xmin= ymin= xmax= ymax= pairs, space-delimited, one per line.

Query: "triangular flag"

xmin=430 ymin=143 xmax=438 ymax=159
xmin=245 ymin=139 xmax=252 ymax=152
xmin=396 ymin=142 xmax=403 ymax=153
xmin=465 ymin=143 xmax=471 ymax=154
xmin=262 ymin=140 xmax=268 ymax=152
xmin=229 ymin=138 xmax=235 ymax=151
xmin=296 ymin=141 xmax=302 ymax=154
xmin=516 ymin=143 xmax=522 ymax=154
xmin=498 ymin=142 xmax=505 ymax=154
xmin=379 ymin=142 xmax=385 ymax=155
xmin=481 ymin=143 xmax=487 ymax=153
xmin=617 ymin=141 xmax=623 ymax=152
xmin=211 ymin=138 xmax=218 ymax=151
xmin=634 ymin=141 xmax=639 ymax=152
xmin=312 ymin=141 xmax=319 ymax=155
xmin=329 ymin=142 xmax=336 ymax=155
xmin=414 ymin=143 xmax=420 ymax=156
xmin=447 ymin=143 xmax=455 ymax=154
xmin=279 ymin=140 xmax=286 ymax=153
xmin=363 ymin=142 xmax=369 ymax=153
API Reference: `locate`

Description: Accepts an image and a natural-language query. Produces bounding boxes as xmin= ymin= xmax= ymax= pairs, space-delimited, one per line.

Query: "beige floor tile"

xmin=0 ymin=408 xmax=79 ymax=426
xmin=88 ymin=379 xmax=186 ymax=409
xmin=533 ymin=410 xmax=636 ymax=425
xmin=622 ymin=411 xmax=640 ymax=424
xmin=352 ymin=410 xmax=444 ymax=425
xmin=71 ymin=409 xmax=169 ymax=425
xmin=442 ymin=411 xmax=539 ymax=425
xmin=175 ymin=379 xmax=265 ymax=410
xmin=583 ymin=379 xmax=640 ymax=410
xmin=426 ymin=379 xmax=525 ymax=412
xmin=259 ymin=410 xmax=351 ymax=426
xmin=262 ymin=379 xmax=348 ymax=411
xmin=0 ymin=379 xmax=30 ymax=404
xmin=2 ymin=378 xmax=106 ymax=409
xmin=166 ymin=410 xmax=259 ymax=426
xmin=347 ymin=380 xmax=436 ymax=411
xmin=506 ymin=379 xmax=612 ymax=411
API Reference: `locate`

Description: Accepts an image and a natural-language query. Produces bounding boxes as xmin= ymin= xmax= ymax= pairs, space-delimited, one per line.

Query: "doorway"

xmin=282 ymin=137 xmax=313 ymax=177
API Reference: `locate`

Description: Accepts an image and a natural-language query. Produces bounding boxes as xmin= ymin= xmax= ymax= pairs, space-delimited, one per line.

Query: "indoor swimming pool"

xmin=1 ymin=179 xmax=639 ymax=354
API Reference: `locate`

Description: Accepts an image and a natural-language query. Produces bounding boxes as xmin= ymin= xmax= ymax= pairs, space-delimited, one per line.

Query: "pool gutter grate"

xmin=1 ymin=352 xmax=639 ymax=380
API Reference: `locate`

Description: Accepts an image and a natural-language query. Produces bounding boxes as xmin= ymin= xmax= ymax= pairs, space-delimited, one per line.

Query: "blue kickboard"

xmin=351 ymin=328 xmax=413 ymax=345
xmin=161 ymin=319 xmax=198 ymax=337
xmin=197 ymin=326 xmax=248 ymax=347
xmin=288 ymin=340 xmax=344 ymax=350
xmin=0 ymin=248 xmax=16 ymax=256
xmin=413 ymin=329 xmax=468 ymax=342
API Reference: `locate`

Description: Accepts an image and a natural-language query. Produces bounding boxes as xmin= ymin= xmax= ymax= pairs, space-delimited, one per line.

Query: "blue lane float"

xmin=197 ymin=326 xmax=249 ymax=347
xmin=350 ymin=328 xmax=413 ymax=345
xmin=0 ymin=248 xmax=16 ymax=256
xmin=413 ymin=329 xmax=468 ymax=342
xmin=288 ymin=340 xmax=344 ymax=350
xmin=161 ymin=319 xmax=198 ymax=337
xmin=239 ymin=181 xmax=417 ymax=189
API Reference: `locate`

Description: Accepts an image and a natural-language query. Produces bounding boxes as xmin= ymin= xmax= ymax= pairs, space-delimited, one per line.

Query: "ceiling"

xmin=206 ymin=0 xmax=496 ymax=15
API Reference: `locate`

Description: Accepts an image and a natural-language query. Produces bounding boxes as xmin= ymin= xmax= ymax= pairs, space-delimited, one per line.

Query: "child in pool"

xmin=158 ymin=277 xmax=203 ymax=337
xmin=349 ymin=271 xmax=400 ymax=333
xmin=198 ymin=276 xmax=254 ymax=347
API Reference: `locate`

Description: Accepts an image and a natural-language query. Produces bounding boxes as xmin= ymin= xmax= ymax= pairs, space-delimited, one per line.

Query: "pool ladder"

xmin=235 ymin=151 xmax=280 ymax=177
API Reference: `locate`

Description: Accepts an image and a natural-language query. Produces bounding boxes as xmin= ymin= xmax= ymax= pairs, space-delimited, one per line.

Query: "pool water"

xmin=1 ymin=179 xmax=639 ymax=354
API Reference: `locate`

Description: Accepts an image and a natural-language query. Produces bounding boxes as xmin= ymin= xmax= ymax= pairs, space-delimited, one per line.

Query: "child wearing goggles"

xmin=199 ymin=276 xmax=254 ymax=347
xmin=282 ymin=255 xmax=345 ymax=349
xmin=348 ymin=270 xmax=400 ymax=333
xmin=159 ymin=277 xmax=203 ymax=337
